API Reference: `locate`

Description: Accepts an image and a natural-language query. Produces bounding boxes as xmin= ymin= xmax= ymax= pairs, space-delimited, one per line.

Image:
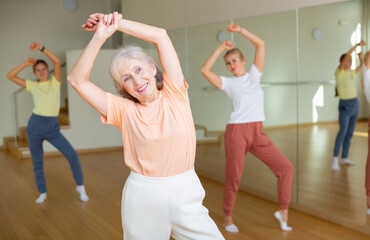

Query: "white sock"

xmin=367 ymin=209 xmax=370 ymax=215
xmin=332 ymin=157 xmax=340 ymax=170
xmin=274 ymin=211 xmax=292 ymax=231
xmin=76 ymin=185 xmax=89 ymax=202
xmin=340 ymin=158 xmax=355 ymax=166
xmin=223 ymin=223 xmax=239 ymax=233
xmin=35 ymin=193 xmax=47 ymax=203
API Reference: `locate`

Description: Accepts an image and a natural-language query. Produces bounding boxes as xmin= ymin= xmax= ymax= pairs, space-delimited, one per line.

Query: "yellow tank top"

xmin=26 ymin=75 xmax=61 ymax=117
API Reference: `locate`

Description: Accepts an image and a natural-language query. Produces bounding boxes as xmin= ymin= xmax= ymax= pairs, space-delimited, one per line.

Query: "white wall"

xmin=298 ymin=0 xmax=365 ymax=124
xmin=57 ymin=50 xmax=123 ymax=152
xmin=0 ymin=0 xmax=353 ymax=149
xmin=0 ymin=0 xmax=121 ymax=146
xmin=122 ymin=0 xmax=347 ymax=30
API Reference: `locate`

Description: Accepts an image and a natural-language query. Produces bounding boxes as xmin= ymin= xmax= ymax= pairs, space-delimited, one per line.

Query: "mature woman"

xmin=6 ymin=42 xmax=88 ymax=203
xmin=68 ymin=12 xmax=224 ymax=239
xmin=201 ymin=24 xmax=294 ymax=232
xmin=332 ymin=40 xmax=365 ymax=170
xmin=362 ymin=49 xmax=370 ymax=215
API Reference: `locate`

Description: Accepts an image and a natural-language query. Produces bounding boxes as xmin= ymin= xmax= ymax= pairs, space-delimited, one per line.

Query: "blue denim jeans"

xmin=27 ymin=114 xmax=84 ymax=193
xmin=333 ymin=97 xmax=359 ymax=158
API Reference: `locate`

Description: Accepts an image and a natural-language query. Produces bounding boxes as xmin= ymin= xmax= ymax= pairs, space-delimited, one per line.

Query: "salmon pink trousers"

xmin=223 ymin=122 xmax=294 ymax=216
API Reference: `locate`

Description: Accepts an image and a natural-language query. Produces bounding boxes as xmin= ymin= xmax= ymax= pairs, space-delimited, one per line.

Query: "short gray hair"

xmin=110 ymin=45 xmax=163 ymax=102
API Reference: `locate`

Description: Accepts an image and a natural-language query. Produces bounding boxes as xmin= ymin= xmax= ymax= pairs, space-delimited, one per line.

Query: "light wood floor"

xmin=195 ymin=120 xmax=370 ymax=235
xmin=1 ymin=149 xmax=369 ymax=240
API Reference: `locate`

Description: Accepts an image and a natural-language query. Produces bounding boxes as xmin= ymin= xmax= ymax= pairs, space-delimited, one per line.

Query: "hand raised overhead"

xmin=30 ymin=42 xmax=42 ymax=51
xmin=221 ymin=40 xmax=235 ymax=51
xmin=226 ymin=24 xmax=242 ymax=33
xmin=82 ymin=12 xmax=122 ymax=36
xmin=26 ymin=57 xmax=36 ymax=66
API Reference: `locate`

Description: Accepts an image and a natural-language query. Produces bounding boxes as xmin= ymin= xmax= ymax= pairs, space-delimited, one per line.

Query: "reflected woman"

xmin=361 ymin=49 xmax=370 ymax=215
xmin=332 ymin=40 xmax=365 ymax=170
xmin=201 ymin=24 xmax=294 ymax=232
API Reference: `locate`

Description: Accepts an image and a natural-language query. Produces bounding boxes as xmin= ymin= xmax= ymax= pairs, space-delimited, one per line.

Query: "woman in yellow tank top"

xmin=6 ymin=42 xmax=89 ymax=204
xmin=332 ymin=40 xmax=365 ymax=170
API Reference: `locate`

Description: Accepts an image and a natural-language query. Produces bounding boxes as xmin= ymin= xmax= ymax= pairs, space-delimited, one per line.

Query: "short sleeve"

xmin=50 ymin=75 xmax=61 ymax=87
xmin=25 ymin=80 xmax=36 ymax=91
xmin=220 ymin=76 xmax=230 ymax=93
xmin=162 ymin=72 xmax=189 ymax=101
xmin=248 ymin=64 xmax=263 ymax=83
xmin=100 ymin=92 xmax=126 ymax=130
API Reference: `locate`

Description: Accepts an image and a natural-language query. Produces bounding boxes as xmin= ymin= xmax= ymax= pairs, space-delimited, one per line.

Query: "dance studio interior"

xmin=1 ymin=0 xmax=370 ymax=239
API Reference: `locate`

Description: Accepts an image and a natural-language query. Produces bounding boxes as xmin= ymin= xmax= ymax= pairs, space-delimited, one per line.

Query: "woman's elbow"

xmin=158 ymin=28 xmax=168 ymax=38
xmin=6 ymin=73 xmax=14 ymax=81
xmin=258 ymin=40 xmax=265 ymax=48
xmin=155 ymin=28 xmax=170 ymax=44
xmin=67 ymin=74 xmax=78 ymax=87
xmin=54 ymin=59 xmax=61 ymax=65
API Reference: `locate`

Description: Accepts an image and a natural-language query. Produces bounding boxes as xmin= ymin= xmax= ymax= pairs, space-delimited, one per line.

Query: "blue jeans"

xmin=27 ymin=114 xmax=84 ymax=193
xmin=333 ymin=98 xmax=359 ymax=158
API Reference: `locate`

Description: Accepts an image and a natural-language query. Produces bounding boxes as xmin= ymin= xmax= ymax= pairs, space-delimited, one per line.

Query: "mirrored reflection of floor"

xmin=195 ymin=119 xmax=370 ymax=232
xmin=298 ymin=120 xmax=369 ymax=224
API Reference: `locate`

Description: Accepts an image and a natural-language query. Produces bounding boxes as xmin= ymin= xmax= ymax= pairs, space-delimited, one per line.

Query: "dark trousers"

xmin=27 ymin=113 xmax=83 ymax=193
xmin=333 ymin=98 xmax=359 ymax=158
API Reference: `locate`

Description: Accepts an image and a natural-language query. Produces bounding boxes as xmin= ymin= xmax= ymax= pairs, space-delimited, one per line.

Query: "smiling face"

xmin=224 ymin=53 xmax=246 ymax=77
xmin=119 ymin=58 xmax=159 ymax=105
xmin=33 ymin=63 xmax=49 ymax=81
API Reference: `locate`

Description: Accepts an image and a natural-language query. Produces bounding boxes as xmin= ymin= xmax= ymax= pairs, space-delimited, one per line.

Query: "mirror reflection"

xmin=297 ymin=0 xmax=369 ymax=228
xmin=166 ymin=0 xmax=369 ymax=233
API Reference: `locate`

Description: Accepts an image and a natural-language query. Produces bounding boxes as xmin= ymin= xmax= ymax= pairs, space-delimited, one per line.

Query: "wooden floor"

xmin=1 ymin=148 xmax=370 ymax=240
xmin=195 ymin=120 xmax=370 ymax=235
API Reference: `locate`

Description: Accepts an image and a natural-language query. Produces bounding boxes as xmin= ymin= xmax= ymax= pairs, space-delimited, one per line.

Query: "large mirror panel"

xmin=297 ymin=0 xmax=370 ymax=229
xmin=123 ymin=0 xmax=370 ymax=234
xmin=186 ymin=10 xmax=298 ymax=204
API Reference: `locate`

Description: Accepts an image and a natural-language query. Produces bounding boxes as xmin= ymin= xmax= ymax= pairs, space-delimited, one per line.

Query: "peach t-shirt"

xmin=101 ymin=73 xmax=196 ymax=177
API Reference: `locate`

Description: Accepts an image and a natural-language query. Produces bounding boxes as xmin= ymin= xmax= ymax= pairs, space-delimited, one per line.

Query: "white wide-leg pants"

xmin=121 ymin=168 xmax=224 ymax=240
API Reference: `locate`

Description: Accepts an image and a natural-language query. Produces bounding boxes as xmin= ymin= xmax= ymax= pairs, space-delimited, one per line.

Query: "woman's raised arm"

xmin=30 ymin=42 xmax=62 ymax=82
xmin=68 ymin=12 xmax=122 ymax=117
xmin=85 ymin=14 xmax=184 ymax=86
xmin=227 ymin=24 xmax=265 ymax=72
xmin=201 ymin=40 xmax=234 ymax=89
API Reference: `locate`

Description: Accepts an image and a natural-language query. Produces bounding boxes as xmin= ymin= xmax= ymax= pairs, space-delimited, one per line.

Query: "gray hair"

xmin=110 ymin=45 xmax=163 ymax=102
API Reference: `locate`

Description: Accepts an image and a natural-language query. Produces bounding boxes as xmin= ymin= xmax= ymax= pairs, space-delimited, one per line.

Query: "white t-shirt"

xmin=362 ymin=65 xmax=370 ymax=104
xmin=220 ymin=64 xmax=265 ymax=124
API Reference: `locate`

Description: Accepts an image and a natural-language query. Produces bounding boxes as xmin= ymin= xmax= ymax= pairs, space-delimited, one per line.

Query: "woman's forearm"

xmin=68 ymin=34 xmax=106 ymax=86
xmin=6 ymin=62 xmax=28 ymax=80
xmin=240 ymin=27 xmax=265 ymax=49
xmin=42 ymin=48 xmax=60 ymax=65
xmin=117 ymin=19 xmax=167 ymax=46
xmin=201 ymin=47 xmax=224 ymax=74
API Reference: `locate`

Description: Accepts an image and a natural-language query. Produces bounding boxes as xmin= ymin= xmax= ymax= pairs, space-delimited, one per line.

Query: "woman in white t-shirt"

xmin=201 ymin=24 xmax=294 ymax=232
xmin=361 ymin=50 xmax=370 ymax=215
